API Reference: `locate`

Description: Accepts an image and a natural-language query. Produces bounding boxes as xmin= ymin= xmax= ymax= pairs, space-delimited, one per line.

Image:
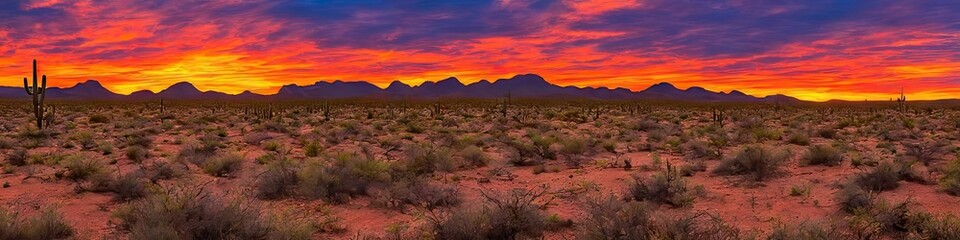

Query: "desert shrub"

xmin=304 ymin=141 xmax=321 ymax=157
xmin=0 ymin=207 xmax=73 ymax=240
xmin=941 ymin=158 xmax=960 ymax=196
xmin=202 ymin=153 xmax=244 ymax=177
xmin=627 ymin=162 xmax=697 ymax=207
xmin=559 ymin=136 xmax=589 ymax=156
xmin=176 ymin=142 xmax=219 ymax=166
xmin=256 ymin=159 xmax=299 ymax=200
xmin=125 ymin=146 xmax=150 ymax=163
xmin=836 ymin=182 xmax=873 ymax=214
xmin=712 ymin=145 xmax=789 ymax=181
xmin=372 ymin=179 xmax=460 ymax=210
xmin=854 ymin=161 xmax=901 ymax=192
xmin=262 ymin=140 xmax=281 ymax=152
xmin=767 ymin=220 xmax=846 ymax=239
xmin=802 ymin=144 xmax=843 ymax=166
xmin=635 ymin=119 xmax=661 ymax=132
xmin=787 ymin=132 xmax=810 ymax=146
xmin=577 ymin=196 xmax=740 ymax=240
xmin=432 ymin=188 xmax=548 ymax=240
xmin=396 ymin=144 xmax=454 ymax=177
xmin=94 ymin=172 xmax=149 ymax=202
xmin=298 ymin=153 xmax=389 ymax=203
xmin=114 ymin=187 xmax=312 ymax=239
xmin=243 ymin=132 xmax=272 ymax=145
xmin=6 ymin=149 xmax=27 ymax=166
xmin=903 ymin=140 xmax=950 ymax=166
xmin=89 ymin=114 xmax=110 ymax=123
xmin=73 ymin=131 xmax=96 ymax=149
xmin=460 ymin=145 xmax=489 ymax=168
xmin=62 ymin=155 xmax=106 ymax=182
xmin=815 ymin=128 xmax=837 ymax=139
xmin=147 ymin=160 xmax=184 ymax=182
xmin=683 ymin=139 xmax=717 ymax=159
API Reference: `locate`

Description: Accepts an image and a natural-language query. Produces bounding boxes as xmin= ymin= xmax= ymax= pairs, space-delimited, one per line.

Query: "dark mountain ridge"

xmin=0 ymin=74 xmax=803 ymax=103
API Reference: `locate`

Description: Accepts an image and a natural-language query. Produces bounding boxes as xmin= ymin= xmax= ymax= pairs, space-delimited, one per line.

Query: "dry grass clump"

xmin=0 ymin=207 xmax=74 ymax=240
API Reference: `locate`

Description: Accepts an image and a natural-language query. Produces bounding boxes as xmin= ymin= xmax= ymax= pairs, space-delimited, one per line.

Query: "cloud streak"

xmin=0 ymin=0 xmax=957 ymax=101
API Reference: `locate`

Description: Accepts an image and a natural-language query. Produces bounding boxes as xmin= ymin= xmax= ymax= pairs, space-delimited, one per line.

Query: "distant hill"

xmin=0 ymin=74 xmax=803 ymax=103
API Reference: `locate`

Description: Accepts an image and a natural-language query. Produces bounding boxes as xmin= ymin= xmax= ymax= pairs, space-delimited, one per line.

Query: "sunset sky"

xmin=0 ymin=0 xmax=958 ymax=101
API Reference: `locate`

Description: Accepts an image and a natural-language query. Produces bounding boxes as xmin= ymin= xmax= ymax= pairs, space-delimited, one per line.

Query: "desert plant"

xmin=712 ymin=145 xmax=789 ymax=181
xmin=125 ymin=146 xmax=150 ymax=163
xmin=767 ymin=220 xmax=846 ymax=239
xmin=62 ymin=155 xmax=106 ymax=182
xmin=940 ymin=158 xmax=960 ymax=196
xmin=836 ymin=182 xmax=873 ymax=214
xmin=577 ymin=196 xmax=740 ymax=240
xmin=786 ymin=132 xmax=810 ymax=146
xmin=22 ymin=60 xmax=50 ymax=129
xmin=202 ymin=153 xmax=244 ymax=177
xmin=114 ymin=187 xmax=312 ymax=239
xmin=854 ymin=161 xmax=901 ymax=191
xmin=256 ymin=158 xmax=299 ymax=200
xmin=627 ymin=161 xmax=697 ymax=207
xmin=802 ymin=144 xmax=843 ymax=166
xmin=431 ymin=187 xmax=549 ymax=240
xmin=298 ymin=153 xmax=389 ymax=203
xmin=6 ymin=149 xmax=27 ymax=166
xmin=0 ymin=207 xmax=73 ymax=240
xmin=460 ymin=145 xmax=489 ymax=167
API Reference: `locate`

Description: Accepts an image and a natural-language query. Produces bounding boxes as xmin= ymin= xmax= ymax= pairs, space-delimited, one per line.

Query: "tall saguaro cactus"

xmin=23 ymin=59 xmax=47 ymax=129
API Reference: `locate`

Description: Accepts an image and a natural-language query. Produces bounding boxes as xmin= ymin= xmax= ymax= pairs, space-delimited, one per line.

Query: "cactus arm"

xmin=23 ymin=77 xmax=32 ymax=95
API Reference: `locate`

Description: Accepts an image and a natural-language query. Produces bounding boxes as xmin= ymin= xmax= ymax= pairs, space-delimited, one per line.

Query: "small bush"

xmin=854 ymin=161 xmax=901 ymax=192
xmin=298 ymin=154 xmax=389 ymax=203
xmin=243 ymin=132 xmax=271 ymax=145
xmin=712 ymin=145 xmax=789 ymax=181
xmin=683 ymin=140 xmax=717 ymax=159
xmin=89 ymin=114 xmax=110 ymax=123
xmin=786 ymin=132 xmax=810 ymax=146
xmin=432 ymin=188 xmax=548 ymax=240
xmin=202 ymin=153 xmax=244 ymax=177
xmin=125 ymin=146 xmax=150 ymax=163
xmin=114 ymin=187 xmax=312 ymax=239
xmin=6 ymin=149 xmax=27 ymax=166
xmin=372 ymin=179 xmax=460 ymax=210
xmin=802 ymin=144 xmax=843 ymax=166
xmin=62 ymin=155 xmax=106 ymax=182
xmin=0 ymin=207 xmax=74 ymax=240
xmin=627 ymin=162 xmax=697 ymax=207
xmin=767 ymin=220 xmax=846 ymax=239
xmin=460 ymin=145 xmax=488 ymax=168
xmin=304 ymin=141 xmax=321 ymax=157
xmin=577 ymin=196 xmax=740 ymax=240
xmin=256 ymin=159 xmax=299 ymax=200
xmin=836 ymin=182 xmax=873 ymax=214
xmin=941 ymin=158 xmax=960 ymax=196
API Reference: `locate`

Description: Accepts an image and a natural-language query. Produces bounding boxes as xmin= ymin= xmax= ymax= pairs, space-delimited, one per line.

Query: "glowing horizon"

xmin=1 ymin=0 xmax=958 ymax=102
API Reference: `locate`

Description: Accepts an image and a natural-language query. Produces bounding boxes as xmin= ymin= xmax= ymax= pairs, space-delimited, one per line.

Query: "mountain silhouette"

xmin=0 ymin=74 xmax=803 ymax=103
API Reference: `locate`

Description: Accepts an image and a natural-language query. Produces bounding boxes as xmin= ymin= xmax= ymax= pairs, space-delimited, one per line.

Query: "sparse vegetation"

xmin=713 ymin=145 xmax=789 ymax=181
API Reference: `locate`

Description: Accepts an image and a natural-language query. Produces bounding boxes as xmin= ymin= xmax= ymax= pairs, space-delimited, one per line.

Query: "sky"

xmin=0 ymin=0 xmax=958 ymax=101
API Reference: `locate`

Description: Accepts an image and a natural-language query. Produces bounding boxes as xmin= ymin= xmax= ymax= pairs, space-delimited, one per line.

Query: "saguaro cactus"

xmin=896 ymin=87 xmax=907 ymax=113
xmin=23 ymin=59 xmax=48 ymax=129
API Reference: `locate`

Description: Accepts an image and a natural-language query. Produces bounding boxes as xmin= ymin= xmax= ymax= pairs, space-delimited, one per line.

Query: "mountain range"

xmin=0 ymin=74 xmax=802 ymax=103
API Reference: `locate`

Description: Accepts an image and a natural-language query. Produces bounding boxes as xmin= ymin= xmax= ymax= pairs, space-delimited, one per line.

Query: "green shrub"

xmin=89 ymin=114 xmax=110 ymax=123
xmin=836 ymin=183 xmax=873 ymax=214
xmin=304 ymin=141 xmax=321 ymax=157
xmin=802 ymin=144 xmax=843 ymax=166
xmin=712 ymin=145 xmax=788 ymax=181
